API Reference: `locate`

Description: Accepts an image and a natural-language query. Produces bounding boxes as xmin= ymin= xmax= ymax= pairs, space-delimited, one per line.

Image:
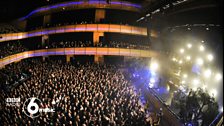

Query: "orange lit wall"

xmin=0 ymin=24 xmax=148 ymax=42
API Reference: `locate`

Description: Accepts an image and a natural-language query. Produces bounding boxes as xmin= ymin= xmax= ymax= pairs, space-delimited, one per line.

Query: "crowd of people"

xmin=48 ymin=41 xmax=93 ymax=48
xmin=28 ymin=21 xmax=132 ymax=31
xmin=48 ymin=41 xmax=150 ymax=50
xmin=96 ymin=41 xmax=150 ymax=50
xmin=0 ymin=59 xmax=159 ymax=126
xmin=0 ymin=23 xmax=20 ymax=34
xmin=0 ymin=41 xmax=27 ymax=59
xmin=0 ymin=40 xmax=150 ymax=58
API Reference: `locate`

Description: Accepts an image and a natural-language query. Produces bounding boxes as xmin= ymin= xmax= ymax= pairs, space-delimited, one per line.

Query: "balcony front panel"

xmin=0 ymin=24 xmax=147 ymax=42
xmin=19 ymin=0 xmax=141 ymax=21
xmin=0 ymin=48 xmax=158 ymax=68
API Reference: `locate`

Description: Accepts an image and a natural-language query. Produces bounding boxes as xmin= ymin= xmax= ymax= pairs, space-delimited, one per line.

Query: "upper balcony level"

xmin=0 ymin=24 xmax=153 ymax=43
xmin=19 ymin=0 xmax=142 ymax=21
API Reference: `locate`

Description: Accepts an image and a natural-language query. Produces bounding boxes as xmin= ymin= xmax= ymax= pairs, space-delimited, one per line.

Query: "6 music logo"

xmin=22 ymin=97 xmax=55 ymax=118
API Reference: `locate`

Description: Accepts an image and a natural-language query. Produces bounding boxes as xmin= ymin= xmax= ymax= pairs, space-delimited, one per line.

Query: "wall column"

xmin=95 ymin=9 xmax=106 ymax=23
xmin=94 ymin=55 xmax=104 ymax=63
xmin=42 ymin=35 xmax=49 ymax=47
xmin=93 ymin=32 xmax=104 ymax=46
xmin=66 ymin=55 xmax=72 ymax=63
xmin=43 ymin=15 xmax=51 ymax=27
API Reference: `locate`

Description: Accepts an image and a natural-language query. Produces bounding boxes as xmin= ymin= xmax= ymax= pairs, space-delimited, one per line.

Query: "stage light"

xmin=199 ymin=45 xmax=205 ymax=51
xmin=196 ymin=58 xmax=204 ymax=66
xmin=186 ymin=56 xmax=191 ymax=61
xmin=187 ymin=43 xmax=192 ymax=49
xmin=179 ymin=60 xmax=183 ymax=64
xmin=193 ymin=78 xmax=199 ymax=86
xmin=180 ymin=48 xmax=185 ymax=54
xmin=172 ymin=57 xmax=177 ymax=61
xmin=183 ymin=74 xmax=188 ymax=78
xmin=207 ymin=54 xmax=213 ymax=61
xmin=149 ymin=83 xmax=154 ymax=88
xmin=181 ymin=80 xmax=186 ymax=84
xmin=150 ymin=62 xmax=159 ymax=71
xmin=204 ymin=69 xmax=212 ymax=78
xmin=219 ymin=106 xmax=223 ymax=112
xmin=150 ymin=78 xmax=156 ymax=84
xmin=215 ymin=73 xmax=222 ymax=81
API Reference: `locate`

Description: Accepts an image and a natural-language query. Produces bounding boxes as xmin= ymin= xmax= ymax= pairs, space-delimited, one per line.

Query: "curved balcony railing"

xmin=0 ymin=47 xmax=158 ymax=68
xmin=0 ymin=24 xmax=148 ymax=42
xmin=19 ymin=0 xmax=141 ymax=21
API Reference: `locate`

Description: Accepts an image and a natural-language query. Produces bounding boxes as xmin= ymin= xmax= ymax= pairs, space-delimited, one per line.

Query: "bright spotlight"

xmin=150 ymin=62 xmax=159 ymax=71
xmin=193 ymin=79 xmax=199 ymax=86
xmin=207 ymin=54 xmax=214 ymax=61
xmin=186 ymin=56 xmax=191 ymax=61
xmin=204 ymin=69 xmax=212 ymax=78
xmin=196 ymin=58 xmax=204 ymax=65
xmin=215 ymin=73 xmax=222 ymax=81
xmin=149 ymin=83 xmax=154 ymax=88
xmin=180 ymin=48 xmax=185 ymax=54
xmin=183 ymin=74 xmax=188 ymax=78
xmin=172 ymin=57 xmax=177 ymax=61
xmin=150 ymin=78 xmax=156 ymax=84
xmin=210 ymin=89 xmax=217 ymax=97
xmin=179 ymin=60 xmax=183 ymax=64
xmin=219 ymin=106 xmax=223 ymax=112
xmin=181 ymin=80 xmax=186 ymax=84
xmin=199 ymin=45 xmax=205 ymax=51
xmin=187 ymin=43 xmax=192 ymax=49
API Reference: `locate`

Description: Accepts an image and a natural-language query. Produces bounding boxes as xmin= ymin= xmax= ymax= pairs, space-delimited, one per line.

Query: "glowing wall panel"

xmin=0 ymin=24 xmax=148 ymax=42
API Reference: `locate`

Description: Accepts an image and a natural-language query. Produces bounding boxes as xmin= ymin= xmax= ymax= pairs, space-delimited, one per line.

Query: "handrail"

xmin=145 ymin=88 xmax=184 ymax=126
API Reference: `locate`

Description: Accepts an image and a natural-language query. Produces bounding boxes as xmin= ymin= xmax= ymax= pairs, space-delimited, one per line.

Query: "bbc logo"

xmin=6 ymin=98 xmax=20 ymax=103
